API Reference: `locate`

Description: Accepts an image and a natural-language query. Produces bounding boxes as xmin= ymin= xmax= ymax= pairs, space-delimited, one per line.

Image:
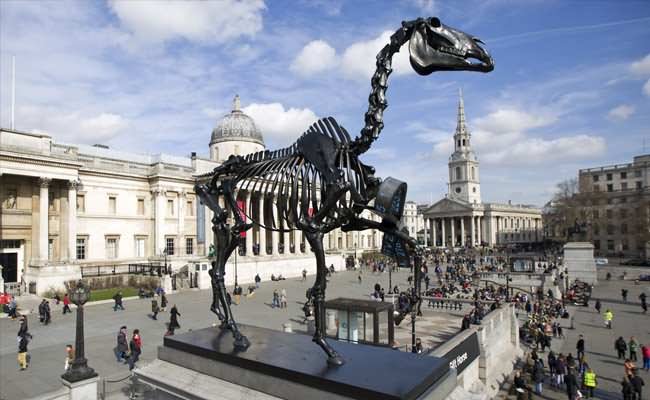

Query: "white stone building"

xmin=0 ymin=96 xmax=383 ymax=294
xmin=421 ymin=91 xmax=543 ymax=247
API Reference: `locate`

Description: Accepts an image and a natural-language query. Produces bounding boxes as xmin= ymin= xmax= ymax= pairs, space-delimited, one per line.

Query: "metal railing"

xmin=80 ymin=263 xmax=168 ymax=278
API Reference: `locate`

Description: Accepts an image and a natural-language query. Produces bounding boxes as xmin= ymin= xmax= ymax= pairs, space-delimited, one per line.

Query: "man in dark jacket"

xmin=630 ymin=371 xmax=644 ymax=400
xmin=113 ymin=292 xmax=124 ymax=311
xmin=127 ymin=329 xmax=141 ymax=370
xmin=616 ymin=336 xmax=628 ymax=359
xmin=116 ymin=326 xmax=128 ymax=362
xmin=565 ymin=369 xmax=579 ymax=400
xmin=576 ymin=335 xmax=585 ymax=362
xmin=18 ymin=334 xmax=30 ymax=370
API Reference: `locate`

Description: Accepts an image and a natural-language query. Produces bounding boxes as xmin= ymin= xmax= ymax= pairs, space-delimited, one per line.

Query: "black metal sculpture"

xmin=196 ymin=17 xmax=493 ymax=366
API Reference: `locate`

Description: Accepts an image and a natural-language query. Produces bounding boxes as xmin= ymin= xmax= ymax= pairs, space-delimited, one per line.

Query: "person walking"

xmin=576 ymin=334 xmax=585 ymax=362
xmin=622 ymin=288 xmax=628 ymax=302
xmin=151 ymin=298 xmax=160 ymax=320
xmin=127 ymin=329 xmax=142 ymax=370
xmin=642 ymin=344 xmax=650 ymax=371
xmin=533 ymin=360 xmax=545 ymax=395
xmin=624 ymin=359 xmax=636 ymax=378
xmin=280 ymin=288 xmax=287 ymax=309
xmin=616 ymin=336 xmax=628 ymax=359
xmin=622 ymin=375 xmax=634 ymax=400
xmin=594 ymin=299 xmax=601 ymax=314
xmin=603 ymin=309 xmax=613 ymax=329
xmin=17 ymin=333 xmax=31 ymax=371
xmin=166 ymin=305 xmax=181 ymax=335
xmin=629 ymin=336 xmax=638 ymax=361
xmin=38 ymin=299 xmax=46 ymax=324
xmin=630 ymin=371 xmax=644 ymax=400
xmin=233 ymin=285 xmax=242 ymax=305
xmin=62 ymin=293 xmax=71 ymax=315
xmin=640 ymin=292 xmax=647 ymax=314
xmin=272 ymin=289 xmax=280 ymax=308
xmin=116 ymin=326 xmax=128 ymax=362
xmin=17 ymin=315 xmax=29 ymax=338
xmin=513 ymin=371 xmax=529 ymax=400
xmin=255 ymin=273 xmax=261 ymax=288
xmin=160 ymin=292 xmax=168 ymax=312
xmin=582 ymin=367 xmax=597 ymax=399
xmin=113 ymin=291 xmax=125 ymax=311
xmin=565 ymin=368 xmax=579 ymax=400
xmin=64 ymin=344 xmax=74 ymax=371
xmin=301 ymin=269 xmax=307 ymax=282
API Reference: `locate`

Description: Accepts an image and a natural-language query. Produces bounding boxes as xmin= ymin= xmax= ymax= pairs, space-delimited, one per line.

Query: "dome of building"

xmin=210 ymin=95 xmax=264 ymax=146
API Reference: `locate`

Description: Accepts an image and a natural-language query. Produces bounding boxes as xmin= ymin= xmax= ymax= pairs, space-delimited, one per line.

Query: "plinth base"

xmin=137 ymin=324 xmax=453 ymax=400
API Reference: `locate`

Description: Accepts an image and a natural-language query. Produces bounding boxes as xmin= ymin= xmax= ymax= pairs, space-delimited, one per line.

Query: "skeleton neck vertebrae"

xmin=352 ymin=23 xmax=414 ymax=155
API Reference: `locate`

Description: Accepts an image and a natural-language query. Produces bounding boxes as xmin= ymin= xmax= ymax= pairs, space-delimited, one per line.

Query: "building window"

xmin=620 ymin=209 xmax=627 ymax=218
xmin=49 ymin=190 xmax=56 ymax=211
xmin=48 ymin=239 xmax=54 ymax=260
xmin=456 ymin=167 xmax=461 ymax=180
xmin=76 ymin=237 xmax=86 ymax=260
xmin=457 ymin=139 xmax=461 ymax=147
xmin=593 ymin=240 xmax=600 ymax=250
xmin=621 ymin=182 xmax=628 ymax=190
xmin=620 ymin=172 xmax=627 ymax=179
xmin=606 ymin=184 xmax=613 ymax=192
xmin=77 ymin=194 xmax=85 ymax=212
xmin=187 ymin=200 xmax=194 ymax=216
xmin=108 ymin=196 xmax=116 ymax=214
xmin=471 ymin=167 xmax=475 ymax=180
xmin=593 ymin=224 xmax=600 ymax=235
xmin=455 ymin=187 xmax=461 ymax=194
xmin=606 ymin=173 xmax=612 ymax=181
xmin=593 ymin=209 xmax=599 ymax=219
xmin=167 ymin=199 xmax=174 ymax=216
xmin=620 ymin=196 xmax=627 ymax=203
xmin=622 ymin=239 xmax=629 ymax=251
xmin=137 ymin=198 xmax=145 ymax=215
xmin=606 ymin=209 xmax=613 ymax=219
xmin=166 ymin=238 xmax=175 ymax=256
xmin=592 ymin=175 xmax=599 ymax=182
xmin=186 ymin=238 xmax=194 ymax=255
xmin=637 ymin=181 xmax=643 ymax=189
xmin=607 ymin=225 xmax=614 ymax=235
xmin=462 ymin=139 xmax=466 ymax=146
xmin=621 ymin=223 xmax=628 ymax=234
xmin=135 ymin=237 xmax=146 ymax=258
xmin=607 ymin=240 xmax=614 ymax=251
xmin=593 ymin=185 xmax=599 ymax=192
xmin=635 ymin=169 xmax=642 ymax=177
xmin=106 ymin=237 xmax=118 ymax=259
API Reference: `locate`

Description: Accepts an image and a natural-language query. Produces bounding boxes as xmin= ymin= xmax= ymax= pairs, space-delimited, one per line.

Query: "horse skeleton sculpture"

xmin=196 ymin=17 xmax=493 ymax=366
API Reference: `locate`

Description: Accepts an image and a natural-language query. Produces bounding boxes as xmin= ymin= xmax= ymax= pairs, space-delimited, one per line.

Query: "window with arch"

xmin=457 ymin=140 xmax=461 ymax=147
xmin=462 ymin=139 xmax=466 ymax=146
xmin=471 ymin=167 xmax=475 ymax=180
xmin=455 ymin=166 xmax=461 ymax=180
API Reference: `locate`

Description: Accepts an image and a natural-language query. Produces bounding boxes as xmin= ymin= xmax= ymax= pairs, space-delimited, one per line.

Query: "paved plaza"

xmin=0 ymin=268 xmax=463 ymax=400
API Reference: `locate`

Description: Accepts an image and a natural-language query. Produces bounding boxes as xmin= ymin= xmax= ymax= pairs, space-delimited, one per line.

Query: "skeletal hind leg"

xmin=215 ymin=262 xmax=250 ymax=350
xmin=305 ymin=230 xmax=344 ymax=366
xmin=209 ymin=261 xmax=226 ymax=324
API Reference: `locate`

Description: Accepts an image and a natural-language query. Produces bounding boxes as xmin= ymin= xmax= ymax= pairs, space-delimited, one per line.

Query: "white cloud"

xmin=607 ymin=104 xmax=635 ymax=121
xmin=482 ymin=135 xmax=606 ymax=165
xmin=644 ymin=79 xmax=650 ymax=97
xmin=108 ymin=0 xmax=266 ymax=44
xmin=366 ymin=147 xmax=397 ymax=160
xmin=630 ymin=53 xmax=650 ymax=75
xmin=341 ymin=31 xmax=412 ymax=81
xmin=242 ymin=103 xmax=318 ymax=143
xmin=474 ymin=109 xmax=556 ymax=133
xmin=290 ymin=40 xmax=338 ymax=77
xmin=409 ymin=0 xmax=437 ymax=13
xmin=17 ymin=106 xmax=129 ymax=144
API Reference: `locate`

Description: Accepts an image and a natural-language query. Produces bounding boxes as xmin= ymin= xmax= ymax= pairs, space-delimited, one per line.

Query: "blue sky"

xmin=1 ymin=0 xmax=649 ymax=207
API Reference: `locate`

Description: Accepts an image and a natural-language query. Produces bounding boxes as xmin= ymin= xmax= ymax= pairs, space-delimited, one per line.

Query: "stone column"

xmin=460 ymin=217 xmax=465 ymax=247
xmin=432 ymin=219 xmax=437 ymax=247
xmin=439 ymin=218 xmax=445 ymax=247
xmin=67 ymin=181 xmax=78 ymax=262
xmin=245 ymin=192 xmax=253 ymax=256
xmin=477 ymin=216 xmax=482 ymax=245
xmin=451 ymin=217 xmax=456 ymax=247
xmin=258 ymin=196 xmax=267 ymax=255
xmin=178 ymin=190 xmax=186 ymax=254
xmin=38 ymin=177 xmax=51 ymax=263
xmin=271 ymin=196 xmax=279 ymax=256
xmin=153 ymin=188 xmax=166 ymax=256
xmin=470 ymin=215 xmax=475 ymax=247
xmin=423 ymin=218 xmax=428 ymax=247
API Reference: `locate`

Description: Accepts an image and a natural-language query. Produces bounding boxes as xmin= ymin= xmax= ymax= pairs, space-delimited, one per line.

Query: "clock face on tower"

xmin=455 ymin=187 xmax=461 ymax=193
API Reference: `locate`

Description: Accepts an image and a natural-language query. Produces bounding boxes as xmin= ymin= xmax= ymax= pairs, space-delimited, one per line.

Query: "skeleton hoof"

xmin=234 ymin=335 xmax=251 ymax=350
xmin=327 ymin=354 xmax=345 ymax=367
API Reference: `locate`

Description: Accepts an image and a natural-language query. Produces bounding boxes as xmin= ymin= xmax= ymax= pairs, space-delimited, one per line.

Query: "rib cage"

xmin=208 ymin=117 xmax=368 ymax=232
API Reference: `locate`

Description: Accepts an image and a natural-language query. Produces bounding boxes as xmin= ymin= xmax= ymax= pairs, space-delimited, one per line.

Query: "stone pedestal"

xmin=61 ymin=376 xmax=99 ymax=400
xmin=135 ymin=324 xmax=455 ymax=400
xmin=563 ymin=242 xmax=597 ymax=285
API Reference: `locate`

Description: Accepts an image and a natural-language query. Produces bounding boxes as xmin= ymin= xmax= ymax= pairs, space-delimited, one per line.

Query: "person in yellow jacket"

xmin=603 ymin=309 xmax=613 ymax=329
xmin=583 ymin=367 xmax=597 ymax=398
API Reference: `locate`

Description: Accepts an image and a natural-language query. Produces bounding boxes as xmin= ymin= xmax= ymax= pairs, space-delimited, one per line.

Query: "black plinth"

xmin=163 ymin=324 xmax=449 ymax=400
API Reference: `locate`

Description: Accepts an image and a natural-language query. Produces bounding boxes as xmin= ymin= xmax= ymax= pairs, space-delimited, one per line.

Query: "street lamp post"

xmin=62 ymin=280 xmax=97 ymax=383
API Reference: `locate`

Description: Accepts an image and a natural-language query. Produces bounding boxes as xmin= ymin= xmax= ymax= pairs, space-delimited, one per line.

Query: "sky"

xmin=1 ymin=0 xmax=649 ymax=207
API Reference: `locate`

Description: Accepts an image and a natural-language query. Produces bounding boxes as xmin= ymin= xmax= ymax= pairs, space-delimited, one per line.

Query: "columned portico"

xmin=460 ymin=217 xmax=465 ymax=247
xmin=258 ymin=196 xmax=267 ymax=255
xmin=245 ymin=192 xmax=253 ymax=255
xmin=67 ymin=180 xmax=78 ymax=261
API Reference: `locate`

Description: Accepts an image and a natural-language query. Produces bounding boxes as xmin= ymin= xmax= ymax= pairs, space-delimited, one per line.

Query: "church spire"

xmin=455 ymin=88 xmax=468 ymax=137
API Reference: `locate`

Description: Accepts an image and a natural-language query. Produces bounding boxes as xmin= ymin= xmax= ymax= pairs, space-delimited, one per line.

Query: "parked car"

xmin=639 ymin=274 xmax=650 ymax=282
xmin=621 ymin=259 xmax=650 ymax=267
xmin=595 ymin=258 xmax=609 ymax=265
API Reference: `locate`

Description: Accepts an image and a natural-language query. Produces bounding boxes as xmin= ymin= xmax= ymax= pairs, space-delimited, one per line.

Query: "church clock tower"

xmin=448 ymin=89 xmax=481 ymax=204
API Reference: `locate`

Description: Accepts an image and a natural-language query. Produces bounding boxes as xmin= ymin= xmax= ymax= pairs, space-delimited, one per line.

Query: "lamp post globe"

xmin=61 ymin=280 xmax=97 ymax=383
